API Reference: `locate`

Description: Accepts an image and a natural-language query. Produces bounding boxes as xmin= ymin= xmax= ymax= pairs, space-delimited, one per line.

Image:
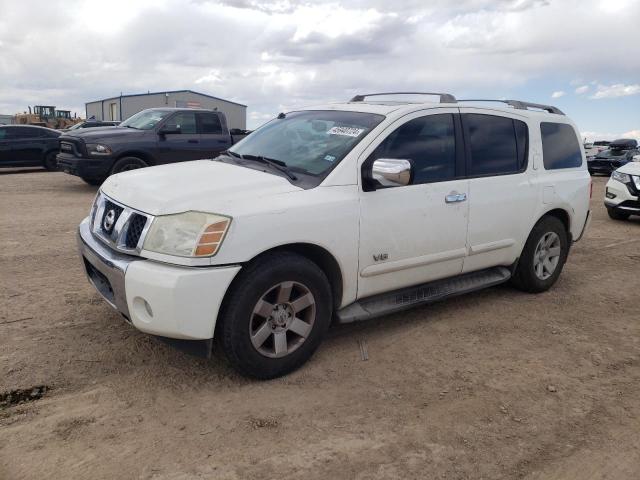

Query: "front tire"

xmin=607 ymin=207 xmax=629 ymax=221
xmin=218 ymin=252 xmax=332 ymax=379
xmin=43 ymin=151 xmax=58 ymax=171
xmin=110 ymin=156 xmax=148 ymax=175
xmin=81 ymin=177 xmax=104 ymax=186
xmin=512 ymin=216 xmax=569 ymax=293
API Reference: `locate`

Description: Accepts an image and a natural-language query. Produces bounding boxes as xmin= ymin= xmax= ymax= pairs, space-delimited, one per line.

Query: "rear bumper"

xmin=574 ymin=210 xmax=591 ymax=242
xmin=77 ymin=217 xmax=241 ymax=340
xmin=57 ymin=153 xmax=113 ymax=179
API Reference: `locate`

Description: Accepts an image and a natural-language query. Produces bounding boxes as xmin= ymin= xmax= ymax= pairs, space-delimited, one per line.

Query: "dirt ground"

xmin=1 ymin=169 xmax=639 ymax=480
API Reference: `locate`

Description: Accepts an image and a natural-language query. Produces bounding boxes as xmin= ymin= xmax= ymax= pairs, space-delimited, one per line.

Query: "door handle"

xmin=445 ymin=192 xmax=467 ymax=203
xmin=188 ymin=139 xmax=199 ymax=144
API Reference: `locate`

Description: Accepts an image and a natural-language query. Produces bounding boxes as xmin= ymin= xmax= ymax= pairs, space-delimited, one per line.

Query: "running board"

xmin=336 ymin=267 xmax=511 ymax=323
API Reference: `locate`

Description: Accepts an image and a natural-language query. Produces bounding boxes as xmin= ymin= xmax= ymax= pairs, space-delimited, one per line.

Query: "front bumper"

xmin=77 ymin=217 xmax=241 ymax=340
xmin=58 ymin=153 xmax=113 ymax=180
xmin=604 ymin=178 xmax=640 ymax=215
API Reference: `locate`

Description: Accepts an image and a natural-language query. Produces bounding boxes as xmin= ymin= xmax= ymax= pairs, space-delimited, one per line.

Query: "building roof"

xmin=85 ymin=90 xmax=247 ymax=108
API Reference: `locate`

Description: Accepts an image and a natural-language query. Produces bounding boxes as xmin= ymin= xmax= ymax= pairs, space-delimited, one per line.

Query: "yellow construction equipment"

xmin=14 ymin=106 xmax=83 ymax=129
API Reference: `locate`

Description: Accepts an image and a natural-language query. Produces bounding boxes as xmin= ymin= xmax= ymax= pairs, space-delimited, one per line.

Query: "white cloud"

xmin=0 ymin=0 xmax=638 ymax=131
xmin=551 ymin=90 xmax=565 ymax=98
xmin=590 ymin=83 xmax=640 ymax=99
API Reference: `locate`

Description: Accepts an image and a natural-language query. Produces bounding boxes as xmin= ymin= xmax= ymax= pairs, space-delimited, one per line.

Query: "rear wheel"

xmin=512 ymin=216 xmax=569 ymax=293
xmin=111 ymin=156 xmax=148 ymax=175
xmin=43 ymin=151 xmax=58 ymax=171
xmin=607 ymin=207 xmax=630 ymax=221
xmin=218 ymin=252 xmax=332 ymax=379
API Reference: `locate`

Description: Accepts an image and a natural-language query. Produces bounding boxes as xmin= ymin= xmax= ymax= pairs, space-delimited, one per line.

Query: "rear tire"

xmin=511 ymin=216 xmax=569 ymax=293
xmin=607 ymin=207 xmax=630 ymax=221
xmin=43 ymin=151 xmax=58 ymax=171
xmin=218 ymin=252 xmax=332 ymax=379
xmin=111 ymin=156 xmax=148 ymax=175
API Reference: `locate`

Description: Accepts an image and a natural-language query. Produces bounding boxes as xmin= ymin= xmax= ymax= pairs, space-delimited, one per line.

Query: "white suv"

xmin=605 ymin=162 xmax=640 ymax=220
xmin=77 ymin=92 xmax=591 ymax=378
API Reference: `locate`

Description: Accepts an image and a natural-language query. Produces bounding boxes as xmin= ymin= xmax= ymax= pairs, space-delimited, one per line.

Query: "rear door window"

xmin=199 ymin=113 xmax=223 ymax=134
xmin=10 ymin=127 xmax=38 ymax=139
xmin=463 ymin=114 xmax=527 ymax=176
xmin=540 ymin=122 xmax=582 ymax=169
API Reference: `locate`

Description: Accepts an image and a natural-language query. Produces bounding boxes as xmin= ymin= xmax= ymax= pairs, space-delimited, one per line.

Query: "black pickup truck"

xmin=57 ymin=108 xmax=250 ymax=185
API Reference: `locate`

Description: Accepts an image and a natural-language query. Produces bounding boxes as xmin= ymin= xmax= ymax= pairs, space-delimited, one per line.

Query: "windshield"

xmin=120 ymin=110 xmax=172 ymax=130
xmin=596 ymin=149 xmax=628 ymax=158
xmin=229 ymin=110 xmax=385 ymax=176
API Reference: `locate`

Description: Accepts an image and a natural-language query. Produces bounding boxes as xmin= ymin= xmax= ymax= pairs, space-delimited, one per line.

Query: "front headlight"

xmin=611 ymin=170 xmax=631 ymax=184
xmin=86 ymin=143 xmax=112 ymax=156
xmin=143 ymin=211 xmax=231 ymax=257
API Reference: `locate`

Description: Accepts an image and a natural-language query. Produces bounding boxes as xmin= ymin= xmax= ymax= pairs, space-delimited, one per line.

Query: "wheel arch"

xmin=226 ymin=242 xmax=344 ymax=312
xmin=43 ymin=148 xmax=58 ymax=158
xmin=115 ymin=150 xmax=155 ymax=166
xmin=538 ymin=208 xmax=572 ymax=241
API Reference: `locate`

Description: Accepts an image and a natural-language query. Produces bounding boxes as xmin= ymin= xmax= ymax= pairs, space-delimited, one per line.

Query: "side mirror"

xmin=633 ymin=155 xmax=640 ymax=162
xmin=158 ymin=126 xmax=181 ymax=136
xmin=371 ymin=158 xmax=413 ymax=187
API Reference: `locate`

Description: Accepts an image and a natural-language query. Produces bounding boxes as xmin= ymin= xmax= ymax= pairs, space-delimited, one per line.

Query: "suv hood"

xmin=617 ymin=161 xmax=640 ymax=176
xmin=62 ymin=126 xmax=142 ymax=142
xmin=101 ymin=160 xmax=302 ymax=216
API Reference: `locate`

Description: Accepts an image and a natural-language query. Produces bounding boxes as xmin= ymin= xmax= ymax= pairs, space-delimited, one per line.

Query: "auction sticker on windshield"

xmin=328 ymin=126 xmax=365 ymax=137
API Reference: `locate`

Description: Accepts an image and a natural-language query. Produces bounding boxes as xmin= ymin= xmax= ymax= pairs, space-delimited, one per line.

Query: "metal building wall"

xmin=85 ymin=91 xmax=247 ymax=129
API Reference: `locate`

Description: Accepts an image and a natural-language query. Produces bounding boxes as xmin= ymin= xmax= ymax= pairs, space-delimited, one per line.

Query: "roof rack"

xmin=349 ymin=92 xmax=457 ymax=104
xmin=458 ymin=99 xmax=564 ymax=115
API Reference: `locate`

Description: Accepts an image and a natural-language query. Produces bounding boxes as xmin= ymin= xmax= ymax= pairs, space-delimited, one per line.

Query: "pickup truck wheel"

xmin=218 ymin=252 xmax=332 ymax=379
xmin=606 ymin=207 xmax=630 ymax=221
xmin=81 ymin=177 xmax=104 ymax=186
xmin=111 ymin=157 xmax=148 ymax=175
xmin=511 ymin=216 xmax=568 ymax=293
xmin=43 ymin=151 xmax=58 ymax=171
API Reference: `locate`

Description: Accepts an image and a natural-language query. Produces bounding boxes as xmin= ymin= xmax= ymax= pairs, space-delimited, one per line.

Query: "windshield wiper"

xmin=238 ymin=154 xmax=298 ymax=181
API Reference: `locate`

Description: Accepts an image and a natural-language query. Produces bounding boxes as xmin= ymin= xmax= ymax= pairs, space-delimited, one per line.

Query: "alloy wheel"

xmin=249 ymin=281 xmax=316 ymax=358
xmin=533 ymin=232 xmax=561 ymax=280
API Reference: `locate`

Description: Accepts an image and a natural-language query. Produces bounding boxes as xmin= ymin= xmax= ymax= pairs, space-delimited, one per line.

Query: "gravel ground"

xmin=1 ymin=169 xmax=639 ymax=480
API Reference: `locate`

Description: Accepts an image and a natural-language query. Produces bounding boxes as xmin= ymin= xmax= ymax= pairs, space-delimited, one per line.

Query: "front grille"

xmin=91 ymin=192 xmax=153 ymax=255
xmin=125 ymin=214 xmax=147 ymax=248
xmin=60 ymin=139 xmax=84 ymax=156
xmin=101 ymin=201 xmax=124 ymax=235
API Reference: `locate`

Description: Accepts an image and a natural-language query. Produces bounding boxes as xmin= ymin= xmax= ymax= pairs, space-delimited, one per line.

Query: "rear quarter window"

xmin=540 ymin=122 xmax=582 ymax=170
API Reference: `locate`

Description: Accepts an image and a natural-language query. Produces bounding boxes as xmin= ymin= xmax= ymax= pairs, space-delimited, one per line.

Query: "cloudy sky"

xmin=1 ymin=0 xmax=638 ymax=139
